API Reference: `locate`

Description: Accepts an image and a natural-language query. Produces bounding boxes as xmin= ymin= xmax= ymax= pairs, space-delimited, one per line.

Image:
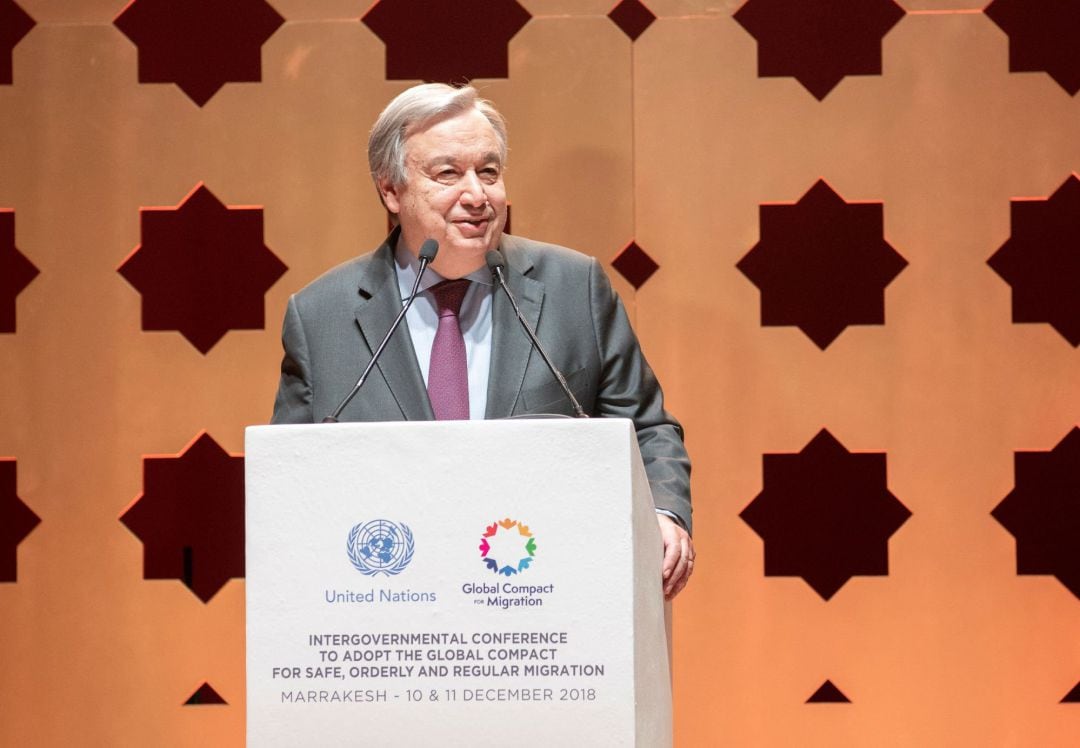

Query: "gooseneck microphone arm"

xmin=322 ymin=239 xmax=439 ymax=423
xmin=485 ymin=250 xmax=588 ymax=419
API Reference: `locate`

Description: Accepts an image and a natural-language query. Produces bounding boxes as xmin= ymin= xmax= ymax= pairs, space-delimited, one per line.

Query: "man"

xmin=272 ymin=83 xmax=694 ymax=598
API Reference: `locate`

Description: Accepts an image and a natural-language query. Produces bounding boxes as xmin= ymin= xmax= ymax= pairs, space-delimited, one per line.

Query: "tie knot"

xmin=431 ymin=279 xmax=470 ymax=317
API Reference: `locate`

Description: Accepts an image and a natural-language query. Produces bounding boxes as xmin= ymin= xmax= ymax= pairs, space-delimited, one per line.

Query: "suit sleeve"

xmin=587 ymin=258 xmax=693 ymax=534
xmin=271 ymin=294 xmax=315 ymax=424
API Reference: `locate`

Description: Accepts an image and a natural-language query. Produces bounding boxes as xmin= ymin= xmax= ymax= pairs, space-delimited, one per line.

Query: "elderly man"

xmin=272 ymin=83 xmax=694 ymax=598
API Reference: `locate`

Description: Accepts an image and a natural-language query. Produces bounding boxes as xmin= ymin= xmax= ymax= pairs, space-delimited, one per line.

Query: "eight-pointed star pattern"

xmin=807 ymin=680 xmax=850 ymax=703
xmin=120 ymin=432 xmax=245 ymax=603
xmin=734 ymin=0 xmax=905 ymax=100
xmin=185 ymin=682 xmax=227 ymax=705
xmin=1063 ymin=682 xmax=1080 ymax=703
xmin=1 ymin=459 xmax=40 ymax=583
xmin=608 ymin=0 xmax=656 ymax=42
xmin=118 ymin=183 xmax=287 ymax=354
xmin=114 ymin=0 xmax=284 ymax=106
xmin=991 ymin=426 xmax=1080 ymax=600
xmin=0 ymin=0 xmax=34 ymax=85
xmin=363 ymin=0 xmax=530 ymax=83
xmin=736 ymin=179 xmax=908 ymax=349
xmin=740 ymin=429 xmax=912 ymax=600
xmin=1 ymin=210 xmax=39 ymax=333
xmin=985 ymin=0 xmax=1080 ymax=96
xmin=987 ymin=174 xmax=1080 ymax=346
xmin=611 ymin=240 xmax=659 ymax=290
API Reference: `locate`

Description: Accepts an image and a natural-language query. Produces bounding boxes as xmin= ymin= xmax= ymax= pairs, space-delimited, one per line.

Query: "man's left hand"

xmin=657 ymin=514 xmax=694 ymax=600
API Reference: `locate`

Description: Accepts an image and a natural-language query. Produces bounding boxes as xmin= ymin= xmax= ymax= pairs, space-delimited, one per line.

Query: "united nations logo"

xmin=346 ymin=519 xmax=415 ymax=576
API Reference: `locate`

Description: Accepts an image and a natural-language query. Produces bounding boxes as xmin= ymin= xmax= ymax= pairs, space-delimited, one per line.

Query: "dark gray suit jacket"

xmin=271 ymin=231 xmax=692 ymax=532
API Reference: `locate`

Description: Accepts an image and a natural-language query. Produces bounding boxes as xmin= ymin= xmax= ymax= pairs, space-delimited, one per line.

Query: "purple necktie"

xmin=427 ymin=279 xmax=471 ymax=420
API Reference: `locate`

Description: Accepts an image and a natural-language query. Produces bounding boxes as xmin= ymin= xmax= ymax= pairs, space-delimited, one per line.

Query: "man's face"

xmin=379 ymin=108 xmax=507 ymax=279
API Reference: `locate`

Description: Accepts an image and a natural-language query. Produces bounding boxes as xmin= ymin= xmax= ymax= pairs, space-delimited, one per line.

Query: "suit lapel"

xmin=353 ymin=237 xmax=434 ymax=421
xmin=486 ymin=237 xmax=544 ymax=418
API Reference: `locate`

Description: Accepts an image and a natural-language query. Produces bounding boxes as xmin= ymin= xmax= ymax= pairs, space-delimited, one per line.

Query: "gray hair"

xmin=368 ymin=83 xmax=509 ymax=188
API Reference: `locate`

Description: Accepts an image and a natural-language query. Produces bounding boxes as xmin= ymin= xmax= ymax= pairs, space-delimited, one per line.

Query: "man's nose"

xmin=459 ymin=171 xmax=487 ymax=207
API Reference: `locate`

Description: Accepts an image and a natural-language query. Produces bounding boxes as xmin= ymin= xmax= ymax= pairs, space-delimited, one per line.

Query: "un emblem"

xmin=346 ymin=519 xmax=415 ymax=576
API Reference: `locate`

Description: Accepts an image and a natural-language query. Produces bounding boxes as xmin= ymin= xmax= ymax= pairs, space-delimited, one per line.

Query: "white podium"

xmin=245 ymin=418 xmax=672 ymax=746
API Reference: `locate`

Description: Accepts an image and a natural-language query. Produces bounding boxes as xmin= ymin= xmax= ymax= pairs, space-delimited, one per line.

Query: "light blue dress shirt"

xmin=394 ymin=243 xmax=493 ymax=421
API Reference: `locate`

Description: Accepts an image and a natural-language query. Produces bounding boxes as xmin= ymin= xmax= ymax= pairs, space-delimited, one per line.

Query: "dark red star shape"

xmin=0 ymin=210 xmax=39 ymax=333
xmin=733 ymin=0 xmax=905 ymax=99
xmin=363 ymin=0 xmax=531 ymax=82
xmin=0 ymin=0 xmax=34 ymax=85
xmin=118 ymin=183 xmax=287 ymax=354
xmin=987 ymin=174 xmax=1080 ymax=346
xmin=992 ymin=426 xmax=1080 ymax=600
xmin=114 ymin=0 xmax=284 ymax=106
xmin=985 ymin=0 xmax=1080 ymax=95
xmin=740 ymin=429 xmax=912 ymax=600
xmin=120 ymin=432 xmax=245 ymax=603
xmin=807 ymin=680 xmax=850 ymax=703
xmin=1064 ymin=681 xmax=1080 ymax=703
xmin=611 ymin=240 xmax=659 ymax=289
xmin=609 ymin=0 xmax=656 ymax=42
xmin=1 ymin=459 xmax=40 ymax=582
xmin=185 ymin=682 xmax=227 ymax=705
xmin=736 ymin=179 xmax=908 ymax=349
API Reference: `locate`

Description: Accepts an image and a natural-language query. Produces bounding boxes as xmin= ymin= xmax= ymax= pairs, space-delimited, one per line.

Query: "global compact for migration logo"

xmin=346 ymin=519 xmax=414 ymax=576
xmin=479 ymin=518 xmax=537 ymax=576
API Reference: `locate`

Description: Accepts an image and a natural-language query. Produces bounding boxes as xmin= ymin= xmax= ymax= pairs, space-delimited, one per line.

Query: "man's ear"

xmin=378 ymin=178 xmax=401 ymax=213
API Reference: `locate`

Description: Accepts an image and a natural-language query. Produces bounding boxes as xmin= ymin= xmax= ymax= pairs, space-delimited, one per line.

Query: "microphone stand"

xmin=322 ymin=239 xmax=438 ymax=423
xmin=485 ymin=250 xmax=588 ymax=419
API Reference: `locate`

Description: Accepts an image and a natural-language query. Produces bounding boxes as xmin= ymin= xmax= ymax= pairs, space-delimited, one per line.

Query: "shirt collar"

xmin=394 ymin=237 xmax=494 ymax=301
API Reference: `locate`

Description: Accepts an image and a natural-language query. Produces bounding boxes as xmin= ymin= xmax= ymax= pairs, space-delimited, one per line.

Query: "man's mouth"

xmin=454 ymin=217 xmax=490 ymax=234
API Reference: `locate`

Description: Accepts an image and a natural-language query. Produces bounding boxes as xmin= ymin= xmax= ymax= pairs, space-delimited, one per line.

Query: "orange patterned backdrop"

xmin=2 ymin=0 xmax=1078 ymax=745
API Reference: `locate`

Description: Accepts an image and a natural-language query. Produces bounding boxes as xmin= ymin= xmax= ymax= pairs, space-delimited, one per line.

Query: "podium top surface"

xmin=247 ymin=416 xmax=635 ymax=439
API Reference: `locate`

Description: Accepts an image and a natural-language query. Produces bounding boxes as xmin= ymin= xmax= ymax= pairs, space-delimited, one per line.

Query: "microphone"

xmin=322 ymin=239 xmax=439 ymax=423
xmin=485 ymin=250 xmax=588 ymax=419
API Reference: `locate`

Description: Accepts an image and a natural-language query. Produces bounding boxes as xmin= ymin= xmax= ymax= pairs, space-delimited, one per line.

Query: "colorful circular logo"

xmin=478 ymin=518 xmax=536 ymax=576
